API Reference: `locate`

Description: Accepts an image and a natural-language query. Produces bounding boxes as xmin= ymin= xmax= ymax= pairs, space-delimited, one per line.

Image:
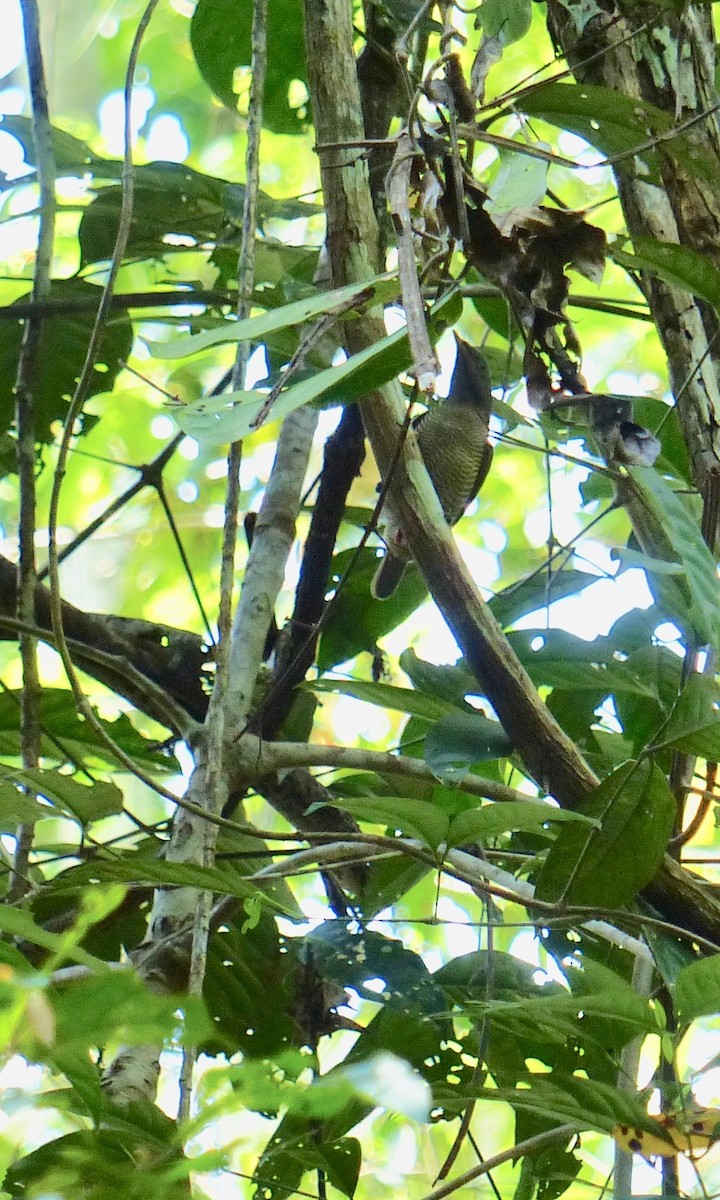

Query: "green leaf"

xmin=508 ymin=629 xmax=660 ymax=698
xmin=643 ymin=922 xmax=699 ymax=990
xmin=158 ymin=288 xmax=460 ymax=445
xmin=8 ymin=767 xmax=123 ymax=824
xmin=613 ymin=546 xmax=686 ymax=576
xmin=626 ymin=466 xmax=720 ymax=649
xmin=0 ymin=114 xmax=116 ymax=177
xmin=0 ymin=280 xmax=132 ymax=442
xmin=0 ymin=690 xmax=174 ymax=771
xmin=477 ymin=0 xmax=532 ymax=44
xmin=520 ymin=82 xmax=677 ymax=184
xmin=399 ymin=648 xmax=476 ymax=707
xmin=148 ymin=274 xmax=396 ymax=359
xmin=52 ymin=970 xmax=211 ymax=1047
xmin=0 ymin=783 xmax=50 ymax=829
xmin=78 ymin=162 xmax=318 ymax=267
xmin=191 ymin=0 xmax=308 ymax=135
xmin=306 ymin=922 xmax=444 ymax=1013
xmin=612 ymin=238 xmax=720 ymax=309
xmin=536 ymin=760 xmax=675 ymax=908
xmin=652 ymin=673 xmax=720 ymax=758
xmin=169 ymin=294 xmax=454 ymax=443
xmin=330 ymin=795 xmax=450 ymax=849
xmin=447 ymin=801 xmax=596 ymax=848
xmin=674 ymin=954 xmax=720 ymax=1022
xmin=489 ymin=138 xmax=549 ymax=211
xmin=204 ymin=915 xmax=297 ymax=1056
xmin=307 ymin=676 xmax=455 ymax=721
xmin=425 ymin=711 xmax=513 ymax=780
xmin=484 ymin=1075 xmax=670 ymax=1139
xmin=488 ymin=570 xmax=599 ymax=630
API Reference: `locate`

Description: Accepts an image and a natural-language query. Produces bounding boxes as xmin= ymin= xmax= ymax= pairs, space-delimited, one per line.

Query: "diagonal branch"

xmin=301 ymin=0 xmax=720 ymax=947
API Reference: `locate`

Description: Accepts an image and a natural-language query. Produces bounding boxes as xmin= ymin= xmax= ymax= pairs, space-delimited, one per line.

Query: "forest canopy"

xmin=3 ymin=1 xmax=720 ymax=1198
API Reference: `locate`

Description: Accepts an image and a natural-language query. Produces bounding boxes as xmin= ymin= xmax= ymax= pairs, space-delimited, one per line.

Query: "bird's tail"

xmin=371 ymin=553 xmax=406 ymax=600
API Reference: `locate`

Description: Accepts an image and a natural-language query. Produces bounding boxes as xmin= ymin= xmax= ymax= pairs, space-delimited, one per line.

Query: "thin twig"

xmin=11 ymin=0 xmax=57 ymax=900
xmin=180 ymin=0 xmax=270 ymax=1119
xmin=427 ymin=1126 xmax=577 ymax=1200
xmin=387 ymin=132 xmax=438 ymax=390
xmin=46 ymin=0 xmax=163 ymax=796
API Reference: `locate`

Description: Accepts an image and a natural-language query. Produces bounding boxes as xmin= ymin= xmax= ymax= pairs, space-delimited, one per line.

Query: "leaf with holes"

xmin=191 ymin=0 xmax=308 ymax=135
xmin=0 ymin=280 xmax=132 ymax=442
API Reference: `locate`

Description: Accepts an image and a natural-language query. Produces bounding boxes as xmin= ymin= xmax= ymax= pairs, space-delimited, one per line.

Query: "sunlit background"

xmin=2 ymin=1 xmax=719 ymax=1196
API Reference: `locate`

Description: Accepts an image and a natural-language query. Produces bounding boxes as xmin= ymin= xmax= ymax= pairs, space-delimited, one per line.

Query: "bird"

xmin=591 ymin=395 xmax=661 ymax=469
xmin=371 ymin=335 xmax=494 ymax=599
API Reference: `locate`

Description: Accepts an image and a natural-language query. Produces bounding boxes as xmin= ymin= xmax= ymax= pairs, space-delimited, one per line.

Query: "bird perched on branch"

xmin=371 ymin=336 xmax=494 ymax=599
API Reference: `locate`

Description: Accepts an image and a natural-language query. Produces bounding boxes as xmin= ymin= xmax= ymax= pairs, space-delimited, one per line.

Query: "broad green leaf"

xmin=329 ymin=795 xmax=450 ymax=849
xmin=489 ymin=569 xmax=599 ymax=630
xmin=536 ymin=760 xmax=675 ymax=908
xmin=464 ymin=987 xmax=654 ymax=1042
xmin=0 ymin=690 xmax=176 ymax=770
xmin=674 ymin=954 xmax=720 ymax=1022
xmin=0 ymin=782 xmax=50 ymax=829
xmin=643 ymin=922 xmax=699 ymax=990
xmin=147 ymin=274 xmax=396 ymax=359
xmin=307 ymin=677 xmax=455 ymax=721
xmin=204 ymin=916 xmax=297 ymax=1056
xmin=489 ymin=139 xmax=550 ymax=211
xmin=169 ymin=290 xmax=454 ymax=443
xmin=306 ymin=922 xmax=444 ymax=1013
xmin=520 ymin=82 xmax=677 ymax=184
xmin=191 ymin=0 xmax=308 ymax=135
xmin=52 ymin=970 xmax=211 ymax=1047
xmin=447 ymin=800 xmax=596 ymax=848
xmin=651 ymin=673 xmax=720 ymax=758
xmin=484 ymin=1076 xmax=670 ymax=1139
xmin=613 ymin=546 xmax=685 ymax=576
xmin=477 ymin=0 xmax=532 ymax=44
xmin=425 ymin=711 xmax=513 ymax=780
xmin=399 ymin=648 xmax=476 ymax=707
xmin=0 ymin=114 xmax=117 ymax=177
xmin=626 ymin=466 xmax=720 ymax=650
xmin=0 ymin=280 xmax=132 ymax=442
xmin=9 ymin=767 xmax=123 ymax=824
xmin=612 ymin=238 xmax=720 ymax=309
xmin=508 ymin=630 xmax=661 ymax=698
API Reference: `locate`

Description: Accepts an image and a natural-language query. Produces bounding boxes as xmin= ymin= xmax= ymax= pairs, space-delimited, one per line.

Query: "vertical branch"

xmin=11 ymin=0 xmax=57 ymax=899
xmin=614 ymin=953 xmax=654 ymax=1197
xmin=105 ymin=0 xmax=316 ymax=1113
xmin=179 ymin=0 xmax=270 ymax=1120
